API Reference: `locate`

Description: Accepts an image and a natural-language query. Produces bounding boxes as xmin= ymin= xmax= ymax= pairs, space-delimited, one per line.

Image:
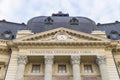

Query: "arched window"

xmin=69 ymin=17 xmax=79 ymax=25
xmin=44 ymin=17 xmax=53 ymax=24
xmin=1 ymin=30 xmax=14 ymax=40
xmin=109 ymin=30 xmax=119 ymax=40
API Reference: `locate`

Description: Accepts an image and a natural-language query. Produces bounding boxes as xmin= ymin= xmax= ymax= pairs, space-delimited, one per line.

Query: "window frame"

xmin=58 ymin=64 xmax=67 ymax=74
xmin=84 ymin=64 xmax=93 ymax=73
xmin=32 ymin=64 xmax=41 ymax=73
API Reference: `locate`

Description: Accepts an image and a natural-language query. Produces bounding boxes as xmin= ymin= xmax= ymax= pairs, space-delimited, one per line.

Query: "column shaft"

xmin=71 ymin=56 xmax=81 ymax=80
xmin=16 ymin=56 xmax=28 ymax=80
xmin=44 ymin=56 xmax=53 ymax=80
xmin=97 ymin=56 xmax=109 ymax=80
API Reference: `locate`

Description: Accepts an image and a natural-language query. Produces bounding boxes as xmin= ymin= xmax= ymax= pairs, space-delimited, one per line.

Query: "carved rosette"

xmin=96 ymin=56 xmax=106 ymax=65
xmin=71 ymin=56 xmax=80 ymax=64
xmin=45 ymin=56 xmax=54 ymax=64
xmin=17 ymin=55 xmax=28 ymax=64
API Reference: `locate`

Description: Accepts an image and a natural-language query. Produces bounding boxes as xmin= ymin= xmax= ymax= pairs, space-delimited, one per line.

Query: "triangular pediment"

xmin=14 ymin=27 xmax=110 ymax=42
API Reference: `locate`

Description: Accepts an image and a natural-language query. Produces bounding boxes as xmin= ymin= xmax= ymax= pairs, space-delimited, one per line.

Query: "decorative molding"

xmin=0 ymin=39 xmax=8 ymax=44
xmin=44 ymin=56 xmax=54 ymax=64
xmin=96 ymin=56 xmax=106 ymax=65
xmin=14 ymin=41 xmax=110 ymax=48
xmin=71 ymin=56 xmax=80 ymax=64
xmin=17 ymin=55 xmax=28 ymax=64
xmin=0 ymin=40 xmax=9 ymax=52
xmin=14 ymin=27 xmax=110 ymax=42
xmin=0 ymin=48 xmax=9 ymax=53
xmin=28 ymin=29 xmax=96 ymax=42
xmin=12 ymin=28 xmax=112 ymax=49
xmin=105 ymin=46 xmax=112 ymax=51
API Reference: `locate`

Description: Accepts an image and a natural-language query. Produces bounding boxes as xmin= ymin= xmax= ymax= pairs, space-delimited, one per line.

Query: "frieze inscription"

xmin=28 ymin=50 xmax=99 ymax=55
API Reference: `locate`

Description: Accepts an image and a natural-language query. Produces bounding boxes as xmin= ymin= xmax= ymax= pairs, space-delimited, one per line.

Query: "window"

xmin=44 ymin=17 xmax=53 ymax=24
xmin=84 ymin=64 xmax=93 ymax=73
xmin=1 ymin=30 xmax=14 ymax=40
xmin=32 ymin=65 xmax=40 ymax=73
xmin=109 ymin=30 xmax=119 ymax=40
xmin=69 ymin=17 xmax=79 ymax=25
xmin=58 ymin=65 xmax=66 ymax=73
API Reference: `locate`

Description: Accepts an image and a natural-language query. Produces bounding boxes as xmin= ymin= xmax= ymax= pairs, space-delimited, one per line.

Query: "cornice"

xmin=111 ymin=40 xmax=120 ymax=52
xmin=14 ymin=41 xmax=110 ymax=48
xmin=14 ymin=27 xmax=109 ymax=42
xmin=0 ymin=39 xmax=8 ymax=44
xmin=0 ymin=39 xmax=17 ymax=53
xmin=0 ymin=39 xmax=9 ymax=52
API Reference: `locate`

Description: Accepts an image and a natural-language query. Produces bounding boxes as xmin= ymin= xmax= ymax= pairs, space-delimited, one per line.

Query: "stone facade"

xmin=0 ymin=13 xmax=120 ymax=80
xmin=0 ymin=27 xmax=119 ymax=80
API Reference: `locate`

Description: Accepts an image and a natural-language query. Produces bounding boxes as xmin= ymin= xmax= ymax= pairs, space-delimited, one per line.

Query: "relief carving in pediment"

xmin=14 ymin=27 xmax=109 ymax=42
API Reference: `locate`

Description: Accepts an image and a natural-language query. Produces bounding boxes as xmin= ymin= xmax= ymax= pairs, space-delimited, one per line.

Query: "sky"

xmin=0 ymin=0 xmax=120 ymax=24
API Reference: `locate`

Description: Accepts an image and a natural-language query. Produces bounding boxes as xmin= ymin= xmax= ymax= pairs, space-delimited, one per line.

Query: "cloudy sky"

xmin=0 ymin=0 xmax=120 ymax=24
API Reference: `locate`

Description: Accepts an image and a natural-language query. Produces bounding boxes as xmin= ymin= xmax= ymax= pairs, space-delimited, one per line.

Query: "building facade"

xmin=0 ymin=12 xmax=120 ymax=80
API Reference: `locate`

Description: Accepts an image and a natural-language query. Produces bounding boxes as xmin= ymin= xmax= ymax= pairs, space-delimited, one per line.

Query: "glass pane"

xmin=84 ymin=65 xmax=92 ymax=73
xmin=32 ymin=65 xmax=40 ymax=73
xmin=58 ymin=65 xmax=66 ymax=73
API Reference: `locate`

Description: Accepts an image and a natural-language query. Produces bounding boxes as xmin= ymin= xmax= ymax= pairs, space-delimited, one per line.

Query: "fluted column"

xmin=96 ymin=56 xmax=109 ymax=80
xmin=44 ymin=56 xmax=53 ymax=80
xmin=16 ymin=56 xmax=28 ymax=80
xmin=71 ymin=56 xmax=81 ymax=80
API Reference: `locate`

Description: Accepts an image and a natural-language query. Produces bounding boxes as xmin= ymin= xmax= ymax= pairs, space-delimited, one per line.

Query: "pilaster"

xmin=5 ymin=48 xmax=18 ymax=80
xmin=105 ymin=49 xmax=120 ymax=80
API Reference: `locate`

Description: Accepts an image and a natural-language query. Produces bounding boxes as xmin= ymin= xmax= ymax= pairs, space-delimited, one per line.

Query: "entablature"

xmin=18 ymin=49 xmax=106 ymax=56
xmin=13 ymin=41 xmax=111 ymax=49
xmin=0 ymin=39 xmax=10 ymax=54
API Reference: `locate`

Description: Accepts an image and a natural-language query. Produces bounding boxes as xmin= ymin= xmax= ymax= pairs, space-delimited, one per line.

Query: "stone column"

xmin=16 ymin=56 xmax=28 ymax=80
xmin=71 ymin=56 xmax=81 ymax=80
xmin=96 ymin=56 xmax=109 ymax=80
xmin=44 ymin=56 xmax=53 ymax=80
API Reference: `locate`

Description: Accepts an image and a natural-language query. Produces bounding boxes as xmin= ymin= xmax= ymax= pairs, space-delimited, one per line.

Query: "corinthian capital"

xmin=45 ymin=55 xmax=54 ymax=64
xmin=18 ymin=55 xmax=28 ymax=64
xmin=71 ymin=56 xmax=80 ymax=64
xmin=96 ymin=56 xmax=106 ymax=65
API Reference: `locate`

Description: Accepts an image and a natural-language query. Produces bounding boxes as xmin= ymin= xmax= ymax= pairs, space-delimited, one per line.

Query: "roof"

xmin=27 ymin=15 xmax=96 ymax=33
xmin=0 ymin=12 xmax=120 ymax=40
xmin=0 ymin=20 xmax=27 ymax=39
